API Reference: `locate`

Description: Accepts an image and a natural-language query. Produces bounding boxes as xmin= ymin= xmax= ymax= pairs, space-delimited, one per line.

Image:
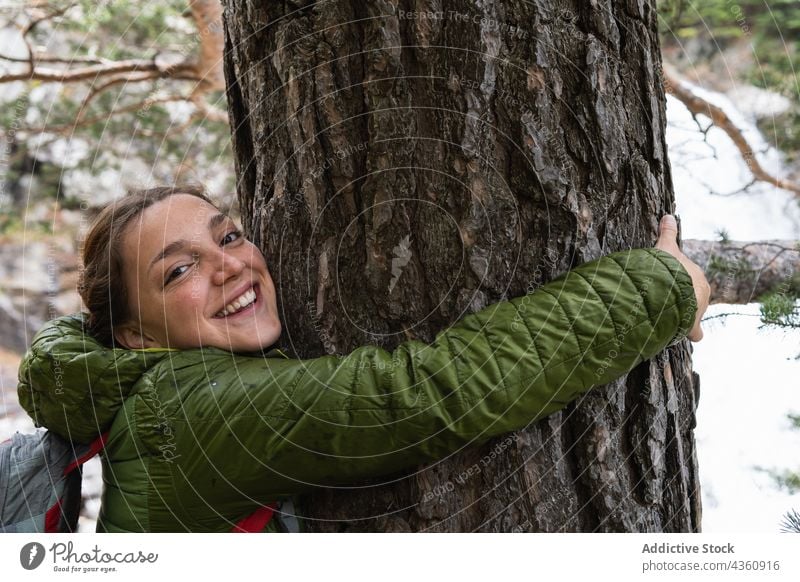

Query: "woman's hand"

xmin=654 ymin=214 xmax=710 ymax=341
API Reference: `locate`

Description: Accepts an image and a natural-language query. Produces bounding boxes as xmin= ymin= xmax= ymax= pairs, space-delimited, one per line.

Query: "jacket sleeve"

xmin=165 ymin=247 xmax=697 ymax=501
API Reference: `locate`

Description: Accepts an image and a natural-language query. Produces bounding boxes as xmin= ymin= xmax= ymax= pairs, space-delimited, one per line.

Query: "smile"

xmin=213 ymin=284 xmax=259 ymax=318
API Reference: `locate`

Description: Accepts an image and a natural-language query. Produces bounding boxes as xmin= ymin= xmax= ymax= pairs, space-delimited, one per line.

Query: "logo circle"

xmin=19 ymin=542 xmax=46 ymax=570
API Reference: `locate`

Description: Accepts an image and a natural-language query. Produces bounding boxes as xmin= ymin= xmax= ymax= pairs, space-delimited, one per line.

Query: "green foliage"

xmin=0 ymin=0 xmax=231 ymax=207
xmin=659 ymin=0 xmax=800 ymax=42
xmin=658 ymin=0 xmax=800 ymax=128
xmin=706 ymin=252 xmax=753 ymax=280
xmin=759 ymin=290 xmax=800 ymax=328
xmin=40 ymin=0 xmax=195 ymax=61
xmin=780 ymin=509 xmax=800 ymax=533
xmin=0 ymin=214 xmax=23 ymax=235
xmin=755 ymin=106 xmax=800 ymax=166
xmin=59 ymin=195 xmax=85 ymax=211
xmin=0 ymin=213 xmax=52 ymax=236
xmin=770 ymin=470 xmax=800 ymax=493
xmin=757 ymin=412 xmax=800 ymax=529
xmin=789 ymin=413 xmax=800 ymax=430
xmin=0 ymin=92 xmax=30 ymax=133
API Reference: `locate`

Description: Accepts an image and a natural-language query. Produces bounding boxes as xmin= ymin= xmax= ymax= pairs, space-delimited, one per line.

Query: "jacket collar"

xmin=17 ymin=313 xmax=174 ymax=444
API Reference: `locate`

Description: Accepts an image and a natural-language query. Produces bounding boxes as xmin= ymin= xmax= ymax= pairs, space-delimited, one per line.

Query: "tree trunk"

xmin=221 ymin=0 xmax=702 ymax=532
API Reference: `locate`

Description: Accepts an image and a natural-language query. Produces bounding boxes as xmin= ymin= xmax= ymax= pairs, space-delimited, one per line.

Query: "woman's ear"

xmin=113 ymin=323 xmax=161 ymax=349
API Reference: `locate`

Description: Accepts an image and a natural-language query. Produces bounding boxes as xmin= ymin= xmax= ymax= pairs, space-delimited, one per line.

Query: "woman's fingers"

xmin=655 ymin=214 xmax=680 ymax=253
xmin=654 ymin=214 xmax=711 ymax=342
xmin=684 ymin=259 xmax=710 ymax=342
xmin=688 ymin=323 xmax=704 ymax=342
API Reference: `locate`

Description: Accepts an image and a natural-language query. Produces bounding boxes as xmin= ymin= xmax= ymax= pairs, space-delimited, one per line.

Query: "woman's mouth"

xmin=213 ymin=284 xmax=259 ymax=319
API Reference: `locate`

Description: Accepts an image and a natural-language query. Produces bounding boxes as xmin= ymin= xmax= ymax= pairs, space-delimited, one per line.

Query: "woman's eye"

xmin=222 ymin=229 xmax=242 ymax=245
xmin=165 ymin=265 xmax=190 ymax=285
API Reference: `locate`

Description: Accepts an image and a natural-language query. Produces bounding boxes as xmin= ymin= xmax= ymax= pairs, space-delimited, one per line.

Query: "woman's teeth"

xmin=215 ymin=288 xmax=256 ymax=317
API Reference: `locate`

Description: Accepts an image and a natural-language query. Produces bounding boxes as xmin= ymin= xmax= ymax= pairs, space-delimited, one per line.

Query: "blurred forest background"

xmin=0 ymin=0 xmax=798 ymax=532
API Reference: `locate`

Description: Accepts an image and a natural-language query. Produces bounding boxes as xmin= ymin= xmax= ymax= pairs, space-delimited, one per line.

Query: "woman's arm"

xmin=165 ymin=247 xmax=697 ymax=503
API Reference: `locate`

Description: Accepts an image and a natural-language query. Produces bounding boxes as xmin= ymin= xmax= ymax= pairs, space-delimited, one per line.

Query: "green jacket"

xmin=17 ymin=248 xmax=697 ymax=532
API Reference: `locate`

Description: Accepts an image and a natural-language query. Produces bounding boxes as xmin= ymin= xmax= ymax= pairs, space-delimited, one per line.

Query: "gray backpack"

xmin=0 ymin=429 xmax=105 ymax=532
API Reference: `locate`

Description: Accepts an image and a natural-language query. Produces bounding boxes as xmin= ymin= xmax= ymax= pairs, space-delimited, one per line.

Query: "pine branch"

xmin=0 ymin=58 xmax=197 ymax=83
xmin=780 ymin=509 xmax=800 ymax=533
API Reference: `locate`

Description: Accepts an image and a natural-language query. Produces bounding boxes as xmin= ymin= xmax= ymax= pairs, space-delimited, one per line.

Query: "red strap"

xmin=63 ymin=432 xmax=109 ymax=476
xmin=44 ymin=496 xmax=64 ymax=533
xmin=231 ymin=503 xmax=278 ymax=532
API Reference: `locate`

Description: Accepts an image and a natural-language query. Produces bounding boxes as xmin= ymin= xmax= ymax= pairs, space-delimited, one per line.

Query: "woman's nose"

xmin=211 ymin=250 xmax=246 ymax=286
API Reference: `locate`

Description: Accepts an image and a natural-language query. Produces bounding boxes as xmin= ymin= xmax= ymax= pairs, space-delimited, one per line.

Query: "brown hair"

xmin=78 ymin=185 xmax=217 ymax=347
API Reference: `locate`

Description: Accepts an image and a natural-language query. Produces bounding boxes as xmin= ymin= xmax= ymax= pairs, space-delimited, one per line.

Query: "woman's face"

xmin=113 ymin=194 xmax=282 ymax=351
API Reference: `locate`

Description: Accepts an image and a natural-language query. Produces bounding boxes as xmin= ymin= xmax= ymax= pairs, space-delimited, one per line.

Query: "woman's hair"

xmin=78 ymin=184 xmax=217 ymax=347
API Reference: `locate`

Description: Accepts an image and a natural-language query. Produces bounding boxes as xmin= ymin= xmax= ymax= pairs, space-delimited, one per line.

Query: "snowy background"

xmin=667 ymin=84 xmax=800 ymax=533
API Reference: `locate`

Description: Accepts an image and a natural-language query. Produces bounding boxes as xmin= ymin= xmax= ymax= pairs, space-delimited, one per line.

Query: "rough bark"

xmin=222 ymin=0 xmax=702 ymax=532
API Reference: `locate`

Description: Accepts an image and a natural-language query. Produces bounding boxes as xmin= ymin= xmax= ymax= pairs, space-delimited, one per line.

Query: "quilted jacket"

xmin=17 ymin=247 xmax=697 ymax=532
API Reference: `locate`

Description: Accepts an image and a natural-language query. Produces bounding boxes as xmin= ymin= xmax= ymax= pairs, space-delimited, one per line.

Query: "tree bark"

xmin=222 ymin=0 xmax=702 ymax=532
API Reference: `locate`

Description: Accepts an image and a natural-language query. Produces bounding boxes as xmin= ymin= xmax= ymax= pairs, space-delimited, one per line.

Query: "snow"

xmin=667 ymin=84 xmax=800 ymax=532
xmin=693 ymin=303 xmax=800 ymax=532
xmin=726 ymin=85 xmax=792 ymax=120
xmin=667 ymin=92 xmax=800 ymax=241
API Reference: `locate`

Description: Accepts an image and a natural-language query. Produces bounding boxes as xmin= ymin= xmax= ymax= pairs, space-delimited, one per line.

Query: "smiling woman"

xmin=78 ymin=186 xmax=282 ymax=352
xmin=14 ymin=185 xmax=704 ymax=532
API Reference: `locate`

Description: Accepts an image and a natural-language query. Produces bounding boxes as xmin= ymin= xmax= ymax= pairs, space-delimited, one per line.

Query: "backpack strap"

xmin=45 ymin=432 xmax=109 ymax=533
xmin=63 ymin=432 xmax=108 ymax=476
xmin=231 ymin=502 xmax=278 ymax=532
xmin=230 ymin=498 xmax=302 ymax=533
xmin=276 ymin=498 xmax=302 ymax=532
